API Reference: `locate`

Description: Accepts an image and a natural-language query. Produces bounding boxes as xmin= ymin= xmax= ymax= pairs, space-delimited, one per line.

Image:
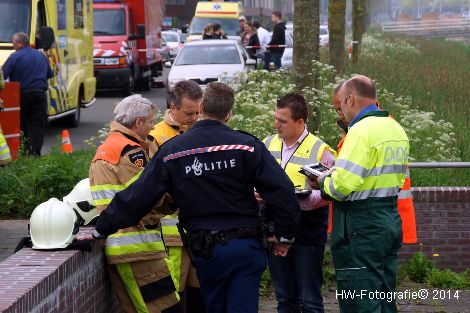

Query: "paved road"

xmin=41 ymin=86 xmax=168 ymax=154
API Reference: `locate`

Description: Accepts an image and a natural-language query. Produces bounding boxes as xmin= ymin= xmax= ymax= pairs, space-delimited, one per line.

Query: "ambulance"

xmin=0 ymin=0 xmax=96 ymax=128
xmin=187 ymin=0 xmax=244 ymax=42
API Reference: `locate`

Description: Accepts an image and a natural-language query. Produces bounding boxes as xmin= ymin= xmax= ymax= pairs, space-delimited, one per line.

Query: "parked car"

xmin=162 ymin=30 xmax=184 ymax=61
xmin=165 ymin=40 xmax=256 ymax=98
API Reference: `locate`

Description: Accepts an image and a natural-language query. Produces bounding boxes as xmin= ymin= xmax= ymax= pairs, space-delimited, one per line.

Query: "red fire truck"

xmin=93 ymin=0 xmax=165 ymax=95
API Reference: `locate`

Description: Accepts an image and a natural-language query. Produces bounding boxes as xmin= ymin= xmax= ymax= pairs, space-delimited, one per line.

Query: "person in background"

xmin=237 ymin=17 xmax=246 ymax=37
xmin=253 ymin=21 xmax=270 ymax=55
xmin=2 ymin=32 xmax=53 ymax=156
xmin=264 ymin=11 xmax=285 ymax=71
xmin=245 ymin=23 xmax=260 ymax=60
xmin=202 ymin=23 xmax=214 ymax=40
xmin=212 ymin=23 xmax=227 ymax=39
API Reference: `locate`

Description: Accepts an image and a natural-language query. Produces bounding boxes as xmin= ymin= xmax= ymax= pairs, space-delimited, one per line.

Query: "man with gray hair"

xmin=89 ymin=94 xmax=182 ymax=313
xmin=2 ymin=32 xmax=53 ymax=156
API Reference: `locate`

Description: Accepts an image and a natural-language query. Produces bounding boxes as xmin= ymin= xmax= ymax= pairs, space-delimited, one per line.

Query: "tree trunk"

xmin=293 ymin=0 xmax=320 ymax=133
xmin=328 ymin=0 xmax=346 ymax=75
xmin=352 ymin=0 xmax=367 ymax=65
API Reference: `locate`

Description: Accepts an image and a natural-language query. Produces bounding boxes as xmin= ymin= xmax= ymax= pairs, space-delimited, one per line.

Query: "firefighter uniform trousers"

xmin=105 ymin=229 xmax=181 ymax=313
xmin=161 ymin=215 xmax=200 ymax=292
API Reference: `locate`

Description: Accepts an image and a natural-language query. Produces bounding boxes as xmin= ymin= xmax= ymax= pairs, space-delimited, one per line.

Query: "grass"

xmin=0 ymin=148 xmax=94 ymax=219
xmin=342 ymin=34 xmax=470 ymax=186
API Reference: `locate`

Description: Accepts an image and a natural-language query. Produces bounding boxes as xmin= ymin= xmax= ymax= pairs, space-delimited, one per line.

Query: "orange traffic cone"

xmin=61 ymin=130 xmax=73 ymax=153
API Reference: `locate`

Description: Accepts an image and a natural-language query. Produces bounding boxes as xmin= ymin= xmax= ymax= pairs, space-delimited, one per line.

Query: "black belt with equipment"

xmin=178 ymin=225 xmax=259 ymax=262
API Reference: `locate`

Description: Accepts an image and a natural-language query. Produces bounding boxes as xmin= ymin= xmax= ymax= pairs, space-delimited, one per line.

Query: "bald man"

xmin=310 ymin=75 xmax=410 ymax=313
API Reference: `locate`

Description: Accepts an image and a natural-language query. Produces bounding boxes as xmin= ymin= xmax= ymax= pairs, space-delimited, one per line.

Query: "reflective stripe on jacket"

xmin=263 ymin=133 xmax=332 ymax=189
xmin=0 ymin=127 xmax=11 ymax=165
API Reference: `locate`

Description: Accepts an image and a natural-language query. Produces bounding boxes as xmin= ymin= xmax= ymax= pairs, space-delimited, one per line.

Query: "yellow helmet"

xmin=30 ymin=198 xmax=79 ymax=249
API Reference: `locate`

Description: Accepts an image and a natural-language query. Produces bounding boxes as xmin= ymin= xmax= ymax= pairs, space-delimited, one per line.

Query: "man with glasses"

xmin=311 ymin=75 xmax=410 ymax=313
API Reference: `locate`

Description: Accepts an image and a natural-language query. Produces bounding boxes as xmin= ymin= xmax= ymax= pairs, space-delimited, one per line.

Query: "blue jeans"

xmin=194 ymin=238 xmax=267 ymax=313
xmin=264 ymin=51 xmax=283 ymax=70
xmin=269 ymin=245 xmax=325 ymax=313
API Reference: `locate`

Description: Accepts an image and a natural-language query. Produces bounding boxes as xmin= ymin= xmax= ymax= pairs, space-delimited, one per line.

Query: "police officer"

xmin=2 ymin=32 xmax=53 ymax=156
xmin=312 ymin=75 xmax=409 ymax=313
xmin=93 ymin=82 xmax=301 ymax=313
xmin=89 ymin=95 xmax=181 ymax=313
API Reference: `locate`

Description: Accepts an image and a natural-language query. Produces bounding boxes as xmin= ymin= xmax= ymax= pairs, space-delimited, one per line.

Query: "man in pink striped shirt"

xmin=263 ymin=93 xmax=335 ymax=313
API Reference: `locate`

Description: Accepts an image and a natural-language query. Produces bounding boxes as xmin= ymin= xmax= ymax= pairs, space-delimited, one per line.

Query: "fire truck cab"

xmin=93 ymin=0 xmax=165 ymax=95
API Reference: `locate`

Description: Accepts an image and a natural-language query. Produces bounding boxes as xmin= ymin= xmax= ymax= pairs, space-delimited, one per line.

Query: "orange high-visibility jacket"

xmin=328 ymin=128 xmax=417 ymax=244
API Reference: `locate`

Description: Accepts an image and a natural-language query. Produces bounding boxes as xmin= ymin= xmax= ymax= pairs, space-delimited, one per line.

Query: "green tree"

xmin=328 ymin=0 xmax=346 ymax=75
xmin=293 ymin=0 xmax=321 ymax=132
xmin=352 ymin=0 xmax=368 ymax=65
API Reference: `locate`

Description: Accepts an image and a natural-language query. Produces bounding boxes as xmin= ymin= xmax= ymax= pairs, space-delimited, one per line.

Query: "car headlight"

xmin=104 ymin=57 xmax=119 ymax=65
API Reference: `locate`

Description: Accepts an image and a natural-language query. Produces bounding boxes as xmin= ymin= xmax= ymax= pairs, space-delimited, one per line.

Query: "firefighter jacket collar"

xmin=164 ymin=110 xmax=189 ymax=133
xmin=110 ymin=121 xmax=149 ymax=151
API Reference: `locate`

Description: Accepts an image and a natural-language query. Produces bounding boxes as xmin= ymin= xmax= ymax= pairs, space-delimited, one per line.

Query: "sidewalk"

xmin=0 ymin=220 xmax=28 ymax=262
xmin=1 ymin=220 xmax=469 ymax=312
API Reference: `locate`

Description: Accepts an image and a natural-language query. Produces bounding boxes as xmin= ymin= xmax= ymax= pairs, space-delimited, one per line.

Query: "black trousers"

xmin=20 ymin=90 xmax=47 ymax=156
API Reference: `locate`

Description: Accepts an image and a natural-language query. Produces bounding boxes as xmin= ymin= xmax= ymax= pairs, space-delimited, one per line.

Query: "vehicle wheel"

xmin=122 ymin=72 xmax=135 ymax=96
xmin=65 ymin=94 xmax=81 ymax=128
xmin=141 ymin=76 xmax=151 ymax=91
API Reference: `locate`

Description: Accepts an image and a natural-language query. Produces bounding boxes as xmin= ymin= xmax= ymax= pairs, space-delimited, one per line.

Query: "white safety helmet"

xmin=63 ymin=178 xmax=99 ymax=225
xmin=30 ymin=198 xmax=79 ymax=249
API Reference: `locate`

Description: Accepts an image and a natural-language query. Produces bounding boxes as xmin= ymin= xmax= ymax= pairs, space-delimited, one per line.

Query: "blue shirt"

xmin=348 ymin=104 xmax=379 ymax=128
xmin=2 ymin=46 xmax=53 ymax=91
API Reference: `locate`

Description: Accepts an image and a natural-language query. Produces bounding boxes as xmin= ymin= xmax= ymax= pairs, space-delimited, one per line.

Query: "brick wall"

xmin=399 ymin=187 xmax=470 ymax=271
xmin=0 ymin=228 xmax=123 ymax=313
xmin=0 ymin=187 xmax=468 ymax=312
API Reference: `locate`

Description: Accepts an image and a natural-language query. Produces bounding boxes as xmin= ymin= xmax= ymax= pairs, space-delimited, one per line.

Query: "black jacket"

xmin=95 ymin=120 xmax=300 ymax=241
xmin=268 ymin=22 xmax=286 ymax=54
xmin=247 ymin=33 xmax=260 ymax=59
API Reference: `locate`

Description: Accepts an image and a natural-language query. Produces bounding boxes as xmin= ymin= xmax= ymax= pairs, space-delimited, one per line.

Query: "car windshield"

xmin=189 ymin=17 xmax=239 ymax=36
xmin=0 ymin=0 xmax=31 ymax=43
xmin=94 ymin=9 xmax=125 ymax=36
xmin=175 ymin=44 xmax=240 ymax=65
xmin=163 ymin=32 xmax=179 ymax=43
xmin=320 ymin=27 xmax=328 ymax=35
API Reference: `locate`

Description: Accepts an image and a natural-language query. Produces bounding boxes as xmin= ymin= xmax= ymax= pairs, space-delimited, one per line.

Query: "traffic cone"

xmin=61 ymin=130 xmax=73 ymax=153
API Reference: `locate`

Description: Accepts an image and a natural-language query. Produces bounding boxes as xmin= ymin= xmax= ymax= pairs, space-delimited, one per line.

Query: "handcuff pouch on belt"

xmin=177 ymin=224 xmax=214 ymax=262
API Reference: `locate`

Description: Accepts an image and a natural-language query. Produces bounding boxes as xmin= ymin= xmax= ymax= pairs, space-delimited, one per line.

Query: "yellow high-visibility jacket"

xmin=322 ymin=110 xmax=409 ymax=202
